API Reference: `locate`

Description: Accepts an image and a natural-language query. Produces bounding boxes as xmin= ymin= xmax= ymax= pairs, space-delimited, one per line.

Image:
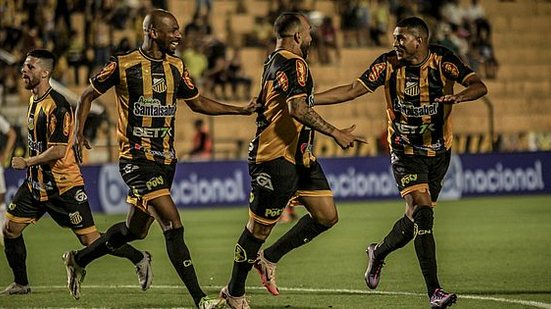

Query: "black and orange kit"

xmin=90 ymin=48 xmax=199 ymax=208
xmin=7 ymin=88 xmax=96 ymax=234
xmin=247 ymin=50 xmax=331 ymax=225
xmin=358 ymin=45 xmax=475 ymax=200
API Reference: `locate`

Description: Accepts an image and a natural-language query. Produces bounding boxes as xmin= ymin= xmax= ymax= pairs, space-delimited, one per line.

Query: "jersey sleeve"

xmin=358 ymin=54 xmax=388 ymax=92
xmin=90 ymin=56 xmax=120 ymax=94
xmin=278 ymin=58 xmax=309 ymax=101
xmin=441 ymin=50 xmax=475 ymax=84
xmin=176 ymin=63 xmax=200 ymax=100
xmin=48 ymin=106 xmax=72 ymax=145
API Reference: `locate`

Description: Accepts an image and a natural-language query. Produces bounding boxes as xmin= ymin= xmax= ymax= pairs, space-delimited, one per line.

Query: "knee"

xmin=315 ymin=214 xmax=338 ymax=228
xmin=413 ymin=206 xmax=434 ymax=230
xmin=247 ymin=220 xmax=274 ymax=241
xmin=127 ymin=227 xmax=148 ymax=240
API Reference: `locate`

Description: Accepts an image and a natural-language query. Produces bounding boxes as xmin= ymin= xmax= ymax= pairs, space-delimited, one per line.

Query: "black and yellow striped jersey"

xmin=25 ymin=87 xmax=84 ymax=201
xmin=358 ymin=45 xmax=475 ymax=156
xmin=248 ymin=50 xmax=316 ymax=167
xmin=91 ymin=48 xmax=199 ymax=165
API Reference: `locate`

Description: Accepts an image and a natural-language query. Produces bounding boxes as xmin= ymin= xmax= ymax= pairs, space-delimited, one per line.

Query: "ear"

xmin=150 ymin=28 xmax=158 ymax=39
xmin=42 ymin=70 xmax=50 ymax=79
xmin=294 ymin=32 xmax=301 ymax=44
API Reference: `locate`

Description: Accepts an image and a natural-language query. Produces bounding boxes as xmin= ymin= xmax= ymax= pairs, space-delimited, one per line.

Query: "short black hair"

xmin=396 ymin=17 xmax=429 ymax=39
xmin=274 ymin=12 xmax=305 ymax=39
xmin=26 ymin=49 xmax=57 ymax=72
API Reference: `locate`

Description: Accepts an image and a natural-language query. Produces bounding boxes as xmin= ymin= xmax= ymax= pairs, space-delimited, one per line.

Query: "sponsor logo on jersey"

xmin=442 ymin=62 xmax=459 ymax=79
xmin=49 ymin=113 xmax=57 ymax=136
xmin=393 ymin=99 xmax=439 ymax=117
xmin=97 ymin=61 xmax=117 ymax=82
xmin=296 ymin=60 xmax=308 ymax=86
xmin=152 ymin=77 xmax=167 ymax=93
xmin=368 ymin=62 xmax=386 ymax=82
xmin=182 ymin=69 xmax=195 ymax=89
xmin=132 ymin=126 xmax=173 ymax=138
xmin=63 ymin=112 xmax=71 ymax=136
xmin=276 ymin=71 xmax=288 ymax=91
xmin=69 ymin=211 xmax=83 ymax=225
xmin=133 ymin=96 xmax=176 ymax=117
xmin=28 ymin=117 xmax=34 ymax=130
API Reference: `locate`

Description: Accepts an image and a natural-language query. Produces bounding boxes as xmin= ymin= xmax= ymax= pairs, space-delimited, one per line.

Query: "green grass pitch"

xmin=1 ymin=195 xmax=550 ymax=308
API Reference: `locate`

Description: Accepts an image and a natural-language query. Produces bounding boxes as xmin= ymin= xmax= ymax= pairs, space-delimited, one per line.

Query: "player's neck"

xmin=31 ymin=81 xmax=51 ymax=100
xmin=406 ymin=50 xmax=429 ymax=66
xmin=275 ymin=40 xmax=304 ymax=58
xmin=141 ymin=41 xmax=164 ymax=59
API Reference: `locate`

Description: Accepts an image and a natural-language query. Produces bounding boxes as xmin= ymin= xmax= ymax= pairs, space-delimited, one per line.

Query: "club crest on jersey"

xmin=49 ymin=114 xmax=57 ymax=136
xmin=152 ymin=77 xmax=167 ymax=93
xmin=442 ymin=62 xmax=459 ymax=79
xmin=69 ymin=211 xmax=83 ymax=225
xmin=97 ymin=61 xmax=117 ymax=82
xmin=368 ymin=62 xmax=386 ymax=82
xmin=404 ymin=81 xmax=419 ymax=96
xmin=276 ymin=71 xmax=288 ymax=91
xmin=296 ymin=60 xmax=307 ymax=86
xmin=182 ymin=69 xmax=195 ymax=89
xmin=63 ymin=112 xmax=71 ymax=136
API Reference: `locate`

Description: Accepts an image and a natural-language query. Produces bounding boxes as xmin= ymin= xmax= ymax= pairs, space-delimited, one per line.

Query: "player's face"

xmin=298 ymin=16 xmax=313 ymax=59
xmin=392 ymin=27 xmax=421 ymax=62
xmin=154 ymin=16 xmax=182 ymax=54
xmin=21 ymin=56 xmax=45 ymax=90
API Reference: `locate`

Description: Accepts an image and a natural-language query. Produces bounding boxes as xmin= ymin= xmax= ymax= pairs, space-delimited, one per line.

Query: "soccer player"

xmin=1 ymin=49 xmax=152 ymax=296
xmin=314 ymin=17 xmax=488 ymax=308
xmin=0 ymin=113 xmax=17 ymax=246
xmin=218 ymin=12 xmax=366 ymax=308
xmin=63 ymin=9 xmax=255 ymax=309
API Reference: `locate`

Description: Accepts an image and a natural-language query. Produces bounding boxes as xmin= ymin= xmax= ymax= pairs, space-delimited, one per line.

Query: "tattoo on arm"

xmin=289 ymin=97 xmax=335 ymax=136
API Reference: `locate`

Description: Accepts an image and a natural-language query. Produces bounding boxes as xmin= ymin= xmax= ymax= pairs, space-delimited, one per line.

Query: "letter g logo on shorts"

xmin=74 ymin=189 xmax=88 ymax=202
xmin=255 ymin=173 xmax=274 ymax=191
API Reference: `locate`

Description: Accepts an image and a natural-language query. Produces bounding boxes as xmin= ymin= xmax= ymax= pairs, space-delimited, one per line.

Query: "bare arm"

xmin=0 ymin=127 xmax=16 ymax=163
xmin=12 ymin=144 xmax=66 ymax=169
xmin=184 ymin=95 xmax=257 ymax=115
xmin=76 ymin=85 xmax=102 ymax=150
xmin=435 ymin=74 xmax=488 ymax=104
xmin=288 ymin=96 xmax=366 ymax=149
xmin=314 ymin=80 xmax=369 ymax=105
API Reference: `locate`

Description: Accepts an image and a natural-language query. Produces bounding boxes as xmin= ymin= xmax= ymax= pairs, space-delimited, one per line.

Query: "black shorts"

xmin=6 ymin=184 xmax=96 ymax=235
xmin=248 ymin=157 xmax=332 ymax=224
xmin=119 ymin=158 xmax=175 ymax=210
xmin=391 ymin=150 xmax=451 ymax=203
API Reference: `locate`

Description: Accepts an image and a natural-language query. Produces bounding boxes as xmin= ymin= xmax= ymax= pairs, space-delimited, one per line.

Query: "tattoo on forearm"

xmin=291 ymin=99 xmax=335 ymax=135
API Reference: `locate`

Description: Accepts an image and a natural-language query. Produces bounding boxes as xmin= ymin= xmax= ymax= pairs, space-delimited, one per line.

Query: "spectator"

xmin=0 ymin=113 xmax=16 ymax=245
xmin=226 ymin=47 xmax=252 ymax=100
xmin=189 ymin=119 xmax=213 ymax=160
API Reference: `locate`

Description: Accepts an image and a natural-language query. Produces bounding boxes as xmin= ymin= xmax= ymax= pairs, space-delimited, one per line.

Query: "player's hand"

xmin=435 ymin=94 xmax=462 ymax=104
xmin=332 ymin=124 xmax=368 ymax=149
xmin=75 ymin=133 xmax=91 ymax=163
xmin=242 ymin=97 xmax=261 ymax=115
xmin=11 ymin=157 xmax=27 ymax=169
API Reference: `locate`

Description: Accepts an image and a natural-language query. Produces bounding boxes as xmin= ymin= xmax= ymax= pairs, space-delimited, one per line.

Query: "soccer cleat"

xmin=430 ymin=288 xmax=457 ymax=308
xmin=364 ymin=243 xmax=385 ymax=289
xmin=253 ymin=250 xmax=280 ymax=296
xmin=0 ymin=282 xmax=31 ymax=295
xmin=198 ymin=295 xmax=226 ymax=309
xmin=135 ymin=251 xmax=153 ymax=291
xmin=62 ymin=250 xmax=86 ymax=300
xmin=219 ymin=286 xmax=250 ymax=309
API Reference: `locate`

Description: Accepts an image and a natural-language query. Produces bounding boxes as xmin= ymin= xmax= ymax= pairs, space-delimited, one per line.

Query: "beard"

xmin=23 ymin=77 xmax=40 ymax=90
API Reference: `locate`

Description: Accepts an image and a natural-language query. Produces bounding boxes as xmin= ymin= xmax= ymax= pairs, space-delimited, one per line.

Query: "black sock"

xmin=4 ymin=235 xmax=29 ymax=286
xmin=264 ymin=214 xmax=330 ymax=263
xmin=373 ymin=215 xmax=415 ymax=260
xmin=413 ymin=206 xmax=440 ymax=296
xmin=76 ymin=222 xmax=139 ymax=268
xmin=228 ymin=228 xmax=264 ymax=297
xmin=164 ymin=227 xmax=205 ymax=306
xmin=109 ymin=244 xmax=144 ymax=265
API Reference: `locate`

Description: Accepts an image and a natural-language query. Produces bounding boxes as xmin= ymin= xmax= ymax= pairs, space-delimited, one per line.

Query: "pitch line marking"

xmin=32 ymin=285 xmax=551 ymax=309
